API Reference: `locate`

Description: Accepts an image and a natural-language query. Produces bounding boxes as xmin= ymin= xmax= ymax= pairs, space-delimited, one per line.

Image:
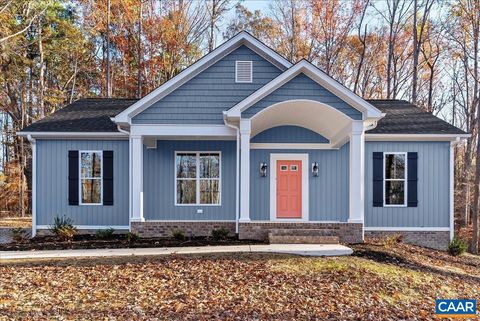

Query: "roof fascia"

xmin=365 ymin=133 xmax=470 ymax=142
xmin=114 ymin=32 xmax=292 ymax=124
xmin=226 ymin=60 xmax=383 ymax=120
xmin=17 ymin=131 xmax=128 ymax=139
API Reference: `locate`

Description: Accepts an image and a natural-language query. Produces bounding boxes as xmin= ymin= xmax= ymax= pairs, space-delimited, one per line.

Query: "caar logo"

xmin=435 ymin=299 xmax=477 ymax=318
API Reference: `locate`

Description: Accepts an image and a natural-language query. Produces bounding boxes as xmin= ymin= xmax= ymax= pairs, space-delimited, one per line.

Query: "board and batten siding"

xmin=250 ymin=144 xmax=349 ymax=221
xmin=242 ymin=73 xmax=362 ymax=120
xmin=36 ymin=140 xmax=129 ymax=226
xmin=364 ymin=141 xmax=450 ymax=228
xmin=132 ymin=45 xmax=283 ymax=125
xmin=142 ymin=140 xmax=236 ymax=220
xmin=251 ymin=125 xmax=329 ymax=143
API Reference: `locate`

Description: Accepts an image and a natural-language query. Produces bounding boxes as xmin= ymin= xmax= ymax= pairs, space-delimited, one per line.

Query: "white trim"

xmin=78 ymin=150 xmax=103 ymax=206
xmin=142 ymin=220 xmax=236 ymax=223
xmin=235 ymin=61 xmax=253 ymax=83
xmin=27 ymin=135 xmax=37 ymax=237
xmin=348 ymin=121 xmax=365 ymax=224
xmin=223 ymin=117 xmax=240 ymax=233
xmin=114 ymin=31 xmax=291 ymax=124
xmin=174 ymin=151 xmax=222 ymax=206
xmin=226 ymin=60 xmax=383 ymax=119
xmin=244 ymin=220 xmax=341 ymax=224
xmin=364 ymin=227 xmax=450 ymax=232
xmin=239 ymin=119 xmax=251 ymax=222
xmin=250 ymin=143 xmax=336 ymax=150
xmin=449 ymin=141 xmax=455 ymax=241
xmin=37 ymin=225 xmax=130 ymax=230
xmin=365 ymin=133 xmax=470 ymax=141
xmin=130 ymin=124 xmax=236 ymax=137
xmin=17 ymin=132 xmax=127 ymax=139
xmin=131 ymin=136 xmax=144 ymax=222
xmin=269 ymin=153 xmax=309 ymax=222
xmin=383 ymin=152 xmax=408 ymax=207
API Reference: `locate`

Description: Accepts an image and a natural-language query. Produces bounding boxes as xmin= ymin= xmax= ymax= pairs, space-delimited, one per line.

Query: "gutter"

xmin=223 ymin=111 xmax=240 ymax=234
xmin=26 ymin=135 xmax=36 ymax=238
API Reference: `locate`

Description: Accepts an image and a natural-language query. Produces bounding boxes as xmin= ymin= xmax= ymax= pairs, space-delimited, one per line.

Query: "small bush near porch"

xmin=1 ymin=241 xmax=478 ymax=319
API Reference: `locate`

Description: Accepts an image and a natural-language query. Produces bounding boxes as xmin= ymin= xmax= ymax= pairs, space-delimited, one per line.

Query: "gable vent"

xmin=235 ymin=61 xmax=253 ymax=83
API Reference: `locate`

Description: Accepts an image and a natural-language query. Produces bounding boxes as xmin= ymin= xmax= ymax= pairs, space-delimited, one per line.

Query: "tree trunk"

xmin=137 ymin=0 xmax=143 ymax=98
xmin=412 ymin=0 xmax=418 ymax=104
xmin=106 ymin=0 xmax=112 ymax=98
xmin=38 ymin=19 xmax=45 ymax=118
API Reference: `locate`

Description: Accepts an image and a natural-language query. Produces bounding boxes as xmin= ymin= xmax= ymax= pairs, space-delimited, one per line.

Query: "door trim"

xmin=270 ymin=153 xmax=309 ymax=221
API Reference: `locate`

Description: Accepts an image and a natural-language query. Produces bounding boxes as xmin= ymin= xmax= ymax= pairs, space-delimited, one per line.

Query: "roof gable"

xmin=114 ymin=31 xmax=292 ymax=125
xmin=226 ymin=60 xmax=383 ymax=120
xmin=132 ymin=45 xmax=283 ymax=125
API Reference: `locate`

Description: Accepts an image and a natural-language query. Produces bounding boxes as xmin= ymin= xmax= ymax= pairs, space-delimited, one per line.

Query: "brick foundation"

xmin=131 ymin=221 xmax=236 ymax=238
xmin=364 ymin=230 xmax=450 ymax=250
xmin=239 ymin=222 xmax=363 ymax=244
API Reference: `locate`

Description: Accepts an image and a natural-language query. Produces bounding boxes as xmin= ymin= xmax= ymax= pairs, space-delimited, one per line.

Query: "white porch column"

xmin=349 ymin=120 xmax=365 ymax=223
xmin=240 ymin=119 xmax=251 ymax=222
xmin=131 ymin=135 xmax=144 ymax=222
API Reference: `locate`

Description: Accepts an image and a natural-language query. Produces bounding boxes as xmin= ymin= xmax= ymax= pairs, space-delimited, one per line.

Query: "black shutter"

xmin=407 ymin=152 xmax=418 ymax=207
xmin=103 ymin=150 xmax=114 ymax=206
xmin=68 ymin=151 xmax=79 ymax=205
xmin=373 ymin=152 xmax=383 ymax=207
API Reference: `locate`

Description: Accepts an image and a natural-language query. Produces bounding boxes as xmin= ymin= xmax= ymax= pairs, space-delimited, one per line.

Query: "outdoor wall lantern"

xmin=312 ymin=162 xmax=319 ymax=177
xmin=260 ymin=162 xmax=268 ymax=177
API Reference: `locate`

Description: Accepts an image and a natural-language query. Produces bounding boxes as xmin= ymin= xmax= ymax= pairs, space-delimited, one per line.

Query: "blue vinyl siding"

xmin=365 ymin=141 xmax=450 ymax=228
xmin=36 ymin=140 xmax=129 ymax=226
xmin=251 ymin=126 xmax=329 ymax=143
xmin=250 ymin=144 xmax=349 ymax=221
xmin=242 ymin=73 xmax=362 ymax=120
xmin=133 ymin=45 xmax=283 ymax=124
xmin=143 ymin=140 xmax=236 ymax=220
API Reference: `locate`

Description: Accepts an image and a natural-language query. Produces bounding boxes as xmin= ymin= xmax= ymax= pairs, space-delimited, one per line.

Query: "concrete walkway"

xmin=0 ymin=244 xmax=352 ymax=260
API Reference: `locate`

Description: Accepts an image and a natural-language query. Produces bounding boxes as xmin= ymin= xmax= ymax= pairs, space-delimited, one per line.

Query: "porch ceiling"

xmin=250 ymin=99 xmax=353 ymax=145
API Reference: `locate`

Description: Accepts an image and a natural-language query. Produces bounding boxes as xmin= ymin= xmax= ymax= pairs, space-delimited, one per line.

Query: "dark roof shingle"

xmin=367 ymin=99 xmax=467 ymax=135
xmin=20 ymin=98 xmax=138 ymax=132
xmin=20 ymin=98 xmax=467 ymax=136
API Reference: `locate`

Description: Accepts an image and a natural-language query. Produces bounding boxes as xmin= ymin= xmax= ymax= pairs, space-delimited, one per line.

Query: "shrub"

xmin=172 ymin=229 xmax=186 ymax=241
xmin=448 ymin=237 xmax=468 ymax=256
xmin=56 ymin=226 xmax=77 ymax=242
xmin=10 ymin=228 xmax=27 ymax=243
xmin=125 ymin=232 xmax=139 ymax=243
xmin=211 ymin=227 xmax=230 ymax=240
xmin=96 ymin=228 xmax=115 ymax=239
xmin=50 ymin=216 xmax=77 ymax=241
xmin=383 ymin=233 xmax=403 ymax=246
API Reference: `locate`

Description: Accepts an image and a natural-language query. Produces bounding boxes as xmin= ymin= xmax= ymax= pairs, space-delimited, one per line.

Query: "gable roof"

xmin=366 ymin=100 xmax=467 ymax=135
xmin=18 ymin=98 xmax=467 ymax=137
xmin=19 ymin=98 xmax=138 ymax=133
xmin=114 ymin=31 xmax=292 ymax=125
xmin=225 ymin=60 xmax=383 ymax=120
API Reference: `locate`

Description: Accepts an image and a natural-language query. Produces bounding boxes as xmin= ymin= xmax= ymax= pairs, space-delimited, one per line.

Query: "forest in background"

xmin=0 ymin=0 xmax=479 ymax=251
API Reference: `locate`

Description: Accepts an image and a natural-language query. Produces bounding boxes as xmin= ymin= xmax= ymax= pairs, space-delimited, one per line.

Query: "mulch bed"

xmin=0 ymin=234 xmax=266 ymax=251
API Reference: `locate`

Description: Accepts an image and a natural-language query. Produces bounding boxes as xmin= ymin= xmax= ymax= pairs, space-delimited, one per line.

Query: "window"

xmin=80 ymin=151 xmax=102 ymax=205
xmin=175 ymin=152 xmax=221 ymax=205
xmin=235 ymin=61 xmax=252 ymax=83
xmin=384 ymin=153 xmax=407 ymax=206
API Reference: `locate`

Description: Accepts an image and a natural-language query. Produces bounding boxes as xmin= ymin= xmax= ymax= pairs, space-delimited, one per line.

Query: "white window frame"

xmin=383 ymin=152 xmax=407 ymax=207
xmin=79 ymin=150 xmax=103 ymax=206
xmin=235 ymin=61 xmax=253 ymax=83
xmin=174 ymin=151 xmax=222 ymax=206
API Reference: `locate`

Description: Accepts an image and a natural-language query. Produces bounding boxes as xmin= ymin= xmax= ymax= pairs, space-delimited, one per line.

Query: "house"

xmin=18 ymin=31 xmax=468 ymax=250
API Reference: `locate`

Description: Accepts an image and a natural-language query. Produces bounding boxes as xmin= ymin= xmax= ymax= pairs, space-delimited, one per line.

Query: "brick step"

xmin=269 ymin=234 xmax=340 ymax=244
xmin=269 ymin=228 xmax=339 ymax=237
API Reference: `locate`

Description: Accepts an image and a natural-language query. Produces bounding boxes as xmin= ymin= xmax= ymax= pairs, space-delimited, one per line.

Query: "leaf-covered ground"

xmin=0 ymin=217 xmax=31 ymax=228
xmin=0 ymin=242 xmax=479 ymax=320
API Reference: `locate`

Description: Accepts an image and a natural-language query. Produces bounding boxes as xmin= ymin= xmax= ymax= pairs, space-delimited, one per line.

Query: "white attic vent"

xmin=235 ymin=61 xmax=253 ymax=83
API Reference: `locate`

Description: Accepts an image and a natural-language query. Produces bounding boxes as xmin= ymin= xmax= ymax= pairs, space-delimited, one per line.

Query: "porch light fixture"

xmin=260 ymin=162 xmax=268 ymax=177
xmin=312 ymin=162 xmax=319 ymax=177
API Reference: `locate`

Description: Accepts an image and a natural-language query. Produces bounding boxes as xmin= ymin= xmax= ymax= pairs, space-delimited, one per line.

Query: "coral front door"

xmin=276 ymin=160 xmax=302 ymax=218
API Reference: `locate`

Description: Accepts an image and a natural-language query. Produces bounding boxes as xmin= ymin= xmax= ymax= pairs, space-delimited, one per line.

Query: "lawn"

xmin=0 ymin=242 xmax=478 ymax=320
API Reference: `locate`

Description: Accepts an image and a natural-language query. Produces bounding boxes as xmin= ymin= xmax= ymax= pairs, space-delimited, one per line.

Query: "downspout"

xmin=223 ymin=112 xmax=240 ymax=234
xmin=27 ymin=135 xmax=36 ymax=238
xmin=116 ymin=123 xmax=132 ymax=230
